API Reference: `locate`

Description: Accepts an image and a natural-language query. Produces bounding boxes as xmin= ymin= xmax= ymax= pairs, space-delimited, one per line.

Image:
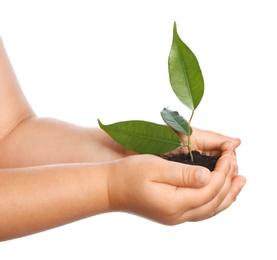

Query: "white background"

xmin=0 ymin=0 xmax=276 ymax=259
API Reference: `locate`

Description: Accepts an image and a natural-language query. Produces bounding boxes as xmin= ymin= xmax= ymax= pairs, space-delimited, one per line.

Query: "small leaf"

xmin=168 ymin=21 xmax=204 ymax=111
xmin=161 ymin=107 xmax=192 ymax=135
xmin=98 ymin=119 xmax=182 ymax=155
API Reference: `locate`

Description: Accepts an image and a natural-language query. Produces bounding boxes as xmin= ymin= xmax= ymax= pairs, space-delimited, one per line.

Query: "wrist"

xmin=106 ymin=158 xmax=131 ymax=213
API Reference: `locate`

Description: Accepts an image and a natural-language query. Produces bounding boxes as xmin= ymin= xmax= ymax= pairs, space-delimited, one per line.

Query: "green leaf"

xmin=98 ymin=119 xmax=182 ymax=155
xmin=161 ymin=107 xmax=192 ymax=135
xmin=168 ymin=21 xmax=204 ymax=111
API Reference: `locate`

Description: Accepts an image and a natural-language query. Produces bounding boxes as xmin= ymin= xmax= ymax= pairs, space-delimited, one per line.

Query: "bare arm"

xmin=0 ymin=38 xmax=35 ymax=139
xmin=0 ymin=162 xmax=110 ymax=241
xmin=0 ymin=117 xmax=136 ymax=168
xmin=0 ymin=38 xmax=135 ymax=168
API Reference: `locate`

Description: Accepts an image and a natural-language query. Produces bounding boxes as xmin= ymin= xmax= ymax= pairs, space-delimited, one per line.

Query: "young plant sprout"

xmin=162 ymin=21 xmax=204 ymax=160
xmin=98 ymin=21 xmax=204 ymax=161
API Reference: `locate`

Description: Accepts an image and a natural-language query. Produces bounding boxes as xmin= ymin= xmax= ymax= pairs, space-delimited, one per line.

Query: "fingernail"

xmin=238 ymin=180 xmax=246 ymax=190
xmin=228 ymin=141 xmax=235 ymax=151
xmin=196 ymin=169 xmax=209 ymax=184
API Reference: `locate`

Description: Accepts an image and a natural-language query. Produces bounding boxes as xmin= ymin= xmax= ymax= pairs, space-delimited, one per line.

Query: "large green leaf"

xmin=98 ymin=119 xmax=182 ymax=155
xmin=161 ymin=107 xmax=192 ymax=135
xmin=168 ymin=21 xmax=204 ymax=111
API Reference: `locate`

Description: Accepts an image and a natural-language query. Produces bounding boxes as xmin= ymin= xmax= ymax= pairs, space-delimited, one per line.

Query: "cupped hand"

xmin=107 ymin=139 xmax=246 ymax=225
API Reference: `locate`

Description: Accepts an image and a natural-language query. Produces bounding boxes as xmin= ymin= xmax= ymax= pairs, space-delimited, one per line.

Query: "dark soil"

xmin=161 ymin=150 xmax=219 ymax=171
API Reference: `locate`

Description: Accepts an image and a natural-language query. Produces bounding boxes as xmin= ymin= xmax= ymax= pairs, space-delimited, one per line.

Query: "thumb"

xmin=154 ymin=160 xmax=211 ymax=188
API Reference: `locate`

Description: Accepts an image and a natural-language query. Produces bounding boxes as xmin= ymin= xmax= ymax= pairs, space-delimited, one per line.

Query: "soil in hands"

xmin=162 ymin=150 xmax=220 ymax=171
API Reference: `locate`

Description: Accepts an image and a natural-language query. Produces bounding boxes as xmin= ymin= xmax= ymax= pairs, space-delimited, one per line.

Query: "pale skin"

xmin=0 ymin=38 xmax=246 ymax=241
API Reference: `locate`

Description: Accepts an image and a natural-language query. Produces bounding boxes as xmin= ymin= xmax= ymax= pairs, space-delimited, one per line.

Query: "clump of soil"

xmin=162 ymin=150 xmax=219 ymax=171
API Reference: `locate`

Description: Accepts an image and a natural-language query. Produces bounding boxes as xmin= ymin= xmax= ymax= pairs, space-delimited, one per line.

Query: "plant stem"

xmin=187 ymin=110 xmax=194 ymax=161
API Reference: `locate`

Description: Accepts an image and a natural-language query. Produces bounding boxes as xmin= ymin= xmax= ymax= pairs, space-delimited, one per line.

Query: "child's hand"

xmin=107 ymin=139 xmax=246 ymax=224
xmin=169 ymin=127 xmax=241 ymax=157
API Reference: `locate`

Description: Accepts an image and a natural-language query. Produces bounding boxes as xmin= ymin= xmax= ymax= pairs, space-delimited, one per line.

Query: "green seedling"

xmin=98 ymin=21 xmax=204 ymax=161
